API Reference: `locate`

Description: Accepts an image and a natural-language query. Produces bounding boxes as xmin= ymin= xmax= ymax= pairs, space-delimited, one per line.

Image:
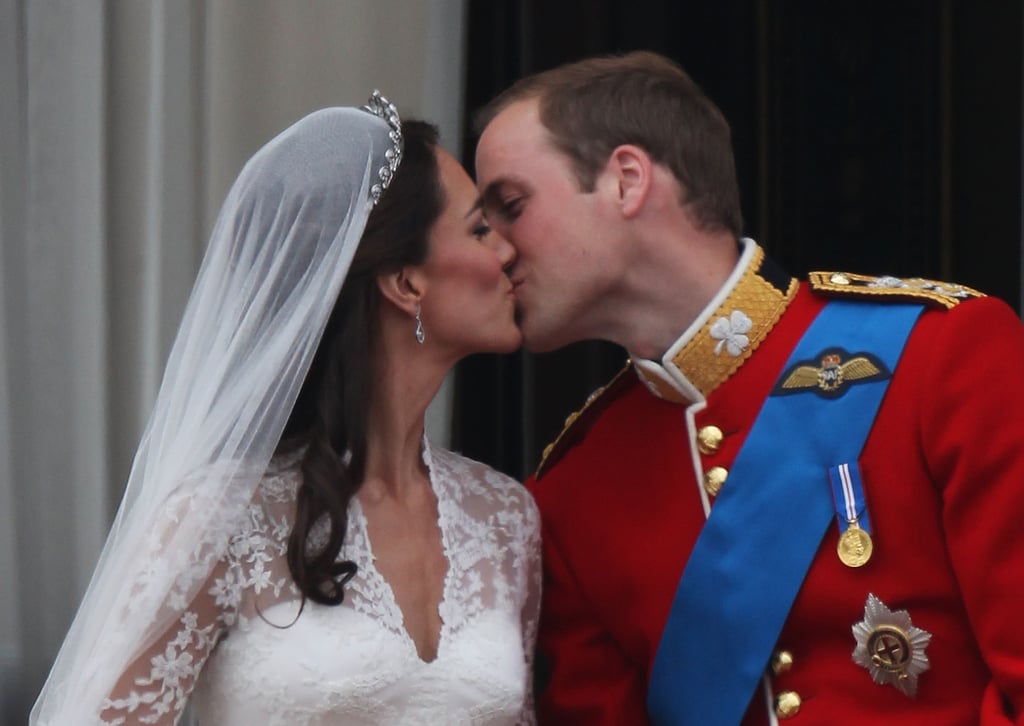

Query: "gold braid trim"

xmin=535 ymin=364 xmax=633 ymax=480
xmin=808 ymin=271 xmax=985 ymax=309
xmin=667 ymin=246 xmax=798 ymax=397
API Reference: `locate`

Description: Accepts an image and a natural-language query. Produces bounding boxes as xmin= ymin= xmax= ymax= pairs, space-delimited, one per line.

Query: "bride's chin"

xmin=490 ymin=326 xmax=524 ymax=354
xmin=503 ymin=329 xmax=524 ymax=353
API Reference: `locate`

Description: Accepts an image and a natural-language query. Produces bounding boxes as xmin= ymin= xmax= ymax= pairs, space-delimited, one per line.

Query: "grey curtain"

xmin=0 ymin=1 xmax=467 ymax=722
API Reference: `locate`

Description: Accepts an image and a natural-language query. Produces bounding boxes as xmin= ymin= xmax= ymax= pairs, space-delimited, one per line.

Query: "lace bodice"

xmin=97 ymin=443 xmax=541 ymax=725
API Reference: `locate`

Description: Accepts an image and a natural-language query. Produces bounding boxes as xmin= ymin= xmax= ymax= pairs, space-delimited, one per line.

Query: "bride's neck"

xmin=361 ymin=344 xmax=445 ymax=499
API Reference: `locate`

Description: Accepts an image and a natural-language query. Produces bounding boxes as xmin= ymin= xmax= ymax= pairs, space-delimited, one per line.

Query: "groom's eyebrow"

xmin=475 ymin=183 xmax=504 ymax=218
xmin=465 ymin=198 xmax=484 ymax=218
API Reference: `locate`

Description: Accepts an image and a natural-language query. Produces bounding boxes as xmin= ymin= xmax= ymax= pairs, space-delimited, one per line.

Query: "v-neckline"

xmin=352 ymin=439 xmax=451 ymax=664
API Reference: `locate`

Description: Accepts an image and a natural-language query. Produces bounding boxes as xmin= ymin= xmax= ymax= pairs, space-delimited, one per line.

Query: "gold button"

xmin=696 ymin=425 xmax=724 ymax=454
xmin=704 ymin=466 xmax=728 ymax=496
xmin=775 ymin=690 xmax=801 ymax=719
xmin=771 ymin=650 xmax=794 ymax=675
xmin=830 ymin=273 xmax=851 ymax=285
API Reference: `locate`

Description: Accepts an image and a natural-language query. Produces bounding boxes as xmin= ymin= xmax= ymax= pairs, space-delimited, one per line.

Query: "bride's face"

xmin=416 ymin=148 xmax=522 ymax=356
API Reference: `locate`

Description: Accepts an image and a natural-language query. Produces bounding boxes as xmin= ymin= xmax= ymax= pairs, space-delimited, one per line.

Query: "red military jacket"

xmin=528 ymin=242 xmax=1024 ymax=725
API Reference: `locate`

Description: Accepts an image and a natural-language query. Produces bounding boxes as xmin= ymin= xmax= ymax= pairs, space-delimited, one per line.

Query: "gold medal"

xmin=838 ymin=522 xmax=873 ymax=567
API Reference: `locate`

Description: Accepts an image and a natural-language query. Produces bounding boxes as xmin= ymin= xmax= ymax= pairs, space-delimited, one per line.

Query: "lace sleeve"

xmin=94 ymin=480 xmax=249 ymax=725
xmin=518 ymin=487 xmax=542 ymax=726
xmin=97 ymin=562 xmax=234 ymax=725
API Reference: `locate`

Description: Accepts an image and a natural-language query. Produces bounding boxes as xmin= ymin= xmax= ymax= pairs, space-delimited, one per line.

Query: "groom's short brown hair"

xmin=474 ymin=50 xmax=743 ymax=237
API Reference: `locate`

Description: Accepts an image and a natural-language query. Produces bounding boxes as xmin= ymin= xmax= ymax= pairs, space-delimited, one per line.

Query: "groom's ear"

xmin=606 ymin=144 xmax=652 ymax=219
xmin=377 ymin=267 xmax=423 ymax=315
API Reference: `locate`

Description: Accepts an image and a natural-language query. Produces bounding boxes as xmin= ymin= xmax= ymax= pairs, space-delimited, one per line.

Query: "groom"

xmin=474 ymin=51 xmax=1024 ymax=725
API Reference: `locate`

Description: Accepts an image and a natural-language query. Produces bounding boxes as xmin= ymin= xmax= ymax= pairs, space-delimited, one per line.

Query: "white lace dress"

xmin=98 ymin=443 xmax=541 ymax=725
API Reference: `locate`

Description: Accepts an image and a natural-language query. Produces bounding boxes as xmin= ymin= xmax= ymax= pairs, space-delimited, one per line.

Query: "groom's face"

xmin=475 ymin=99 xmax=613 ymax=352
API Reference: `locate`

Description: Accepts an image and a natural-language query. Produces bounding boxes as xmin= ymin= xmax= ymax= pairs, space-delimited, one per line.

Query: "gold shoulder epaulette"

xmin=534 ymin=363 xmax=633 ymax=481
xmin=808 ymin=271 xmax=985 ymax=310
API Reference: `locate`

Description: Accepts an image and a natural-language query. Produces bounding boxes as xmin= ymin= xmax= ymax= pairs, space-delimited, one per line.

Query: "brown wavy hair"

xmin=276 ymin=119 xmax=444 ymax=605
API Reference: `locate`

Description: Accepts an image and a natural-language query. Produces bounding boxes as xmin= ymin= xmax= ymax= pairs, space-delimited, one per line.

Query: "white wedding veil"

xmin=30 ymin=93 xmax=403 ymax=724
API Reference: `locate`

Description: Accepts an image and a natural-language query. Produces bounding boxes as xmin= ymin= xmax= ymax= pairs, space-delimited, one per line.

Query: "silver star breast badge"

xmin=851 ymin=593 xmax=932 ymax=697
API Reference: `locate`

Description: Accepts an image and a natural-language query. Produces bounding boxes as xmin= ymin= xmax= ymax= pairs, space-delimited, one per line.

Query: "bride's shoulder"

xmin=166 ymin=449 xmax=301 ymax=501
xmin=257 ymin=448 xmax=303 ymax=502
xmin=156 ymin=452 xmax=301 ymax=542
xmin=430 ymin=445 xmax=535 ymax=508
xmin=430 ymin=445 xmax=514 ymax=485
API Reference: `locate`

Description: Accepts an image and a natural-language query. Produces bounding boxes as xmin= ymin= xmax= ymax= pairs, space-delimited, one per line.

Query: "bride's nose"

xmin=489 ymin=232 xmax=517 ymax=271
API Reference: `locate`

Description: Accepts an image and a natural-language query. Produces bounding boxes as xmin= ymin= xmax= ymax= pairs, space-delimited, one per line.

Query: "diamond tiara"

xmin=361 ymin=90 xmax=404 ymax=204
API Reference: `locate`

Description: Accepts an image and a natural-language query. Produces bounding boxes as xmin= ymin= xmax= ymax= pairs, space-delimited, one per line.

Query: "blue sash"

xmin=647 ymin=301 xmax=923 ymax=725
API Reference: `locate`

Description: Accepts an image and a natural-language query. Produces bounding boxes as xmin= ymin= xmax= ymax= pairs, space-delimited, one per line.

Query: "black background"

xmin=454 ymin=0 xmax=1023 ymax=481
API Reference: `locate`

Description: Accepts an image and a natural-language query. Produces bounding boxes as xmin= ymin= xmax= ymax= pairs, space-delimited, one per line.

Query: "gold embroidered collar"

xmin=633 ymin=239 xmax=798 ymax=404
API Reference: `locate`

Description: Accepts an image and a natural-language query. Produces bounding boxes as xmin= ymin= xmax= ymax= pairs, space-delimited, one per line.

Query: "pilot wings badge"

xmin=771 ymin=347 xmax=891 ymax=399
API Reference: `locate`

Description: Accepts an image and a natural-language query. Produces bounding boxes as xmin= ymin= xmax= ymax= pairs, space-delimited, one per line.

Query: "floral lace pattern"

xmin=98 ymin=443 xmax=541 ymax=725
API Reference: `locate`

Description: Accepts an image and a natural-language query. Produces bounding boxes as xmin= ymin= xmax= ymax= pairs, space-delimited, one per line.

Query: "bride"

xmin=30 ymin=93 xmax=540 ymax=725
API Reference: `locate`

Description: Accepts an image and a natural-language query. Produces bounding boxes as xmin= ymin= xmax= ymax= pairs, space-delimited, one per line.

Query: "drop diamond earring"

xmin=415 ymin=304 xmax=425 ymax=344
